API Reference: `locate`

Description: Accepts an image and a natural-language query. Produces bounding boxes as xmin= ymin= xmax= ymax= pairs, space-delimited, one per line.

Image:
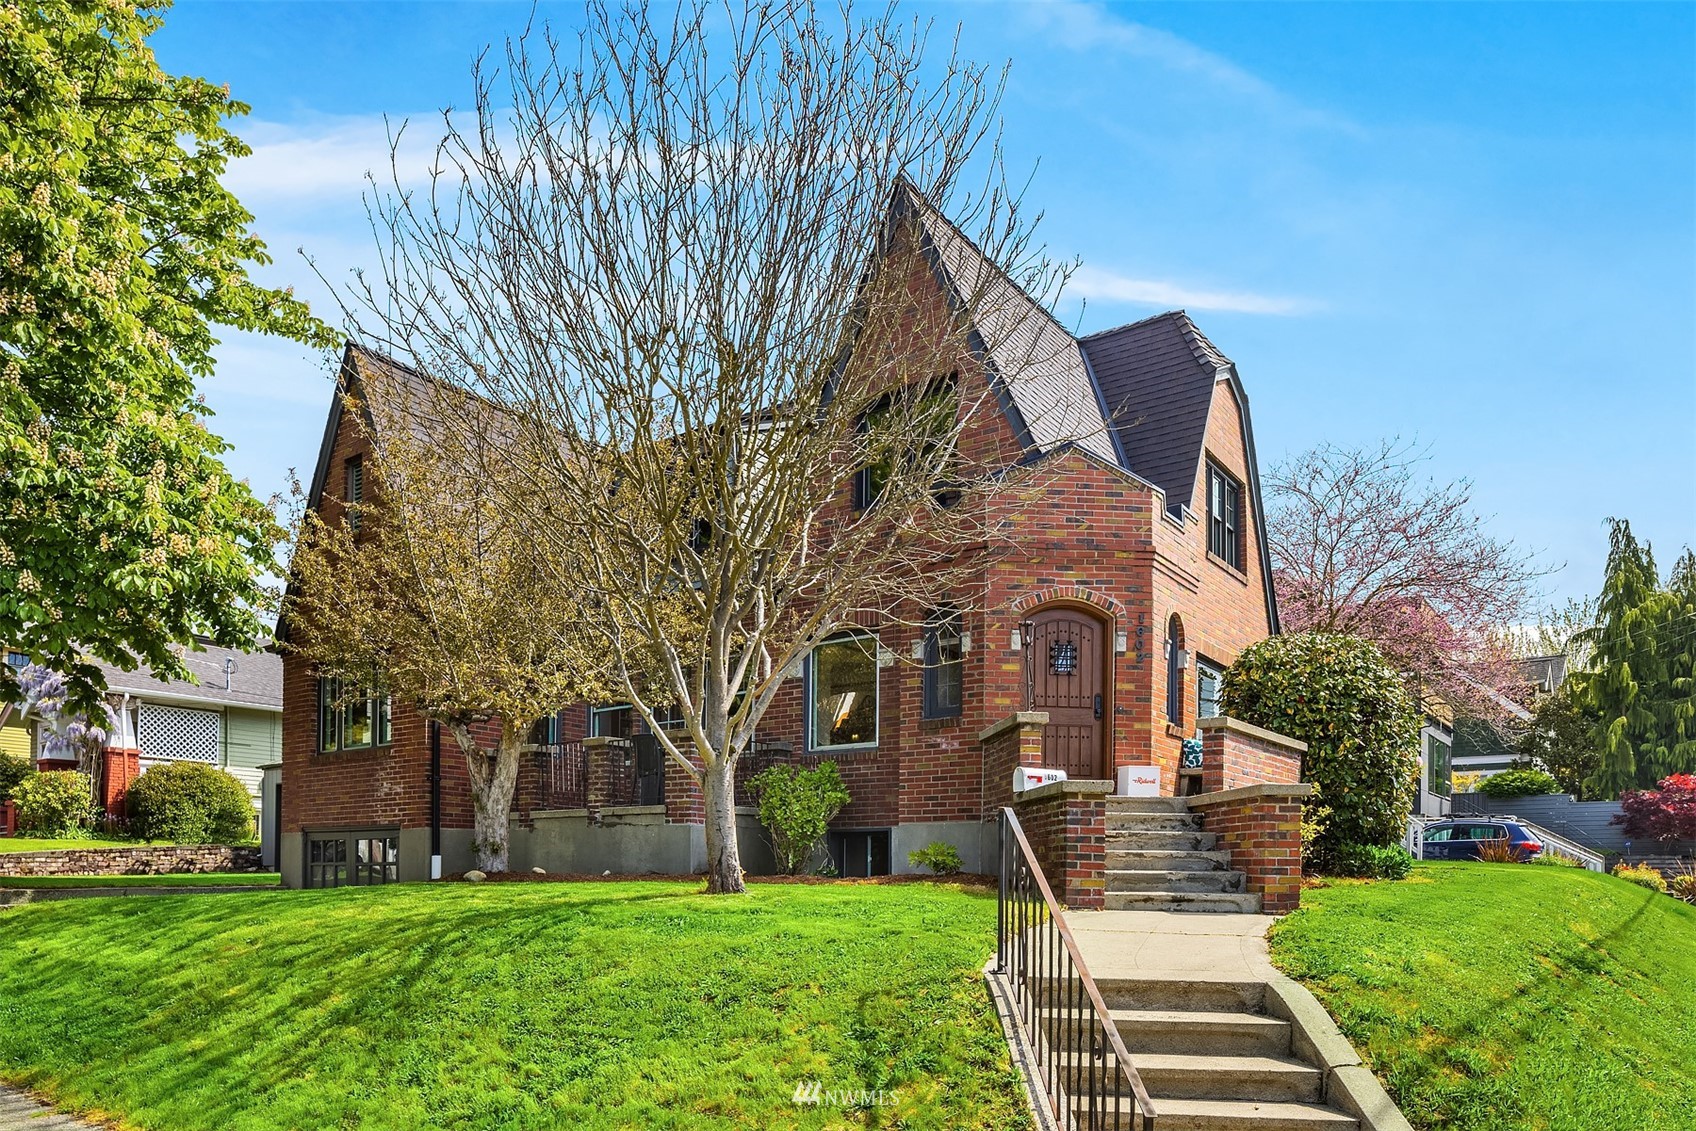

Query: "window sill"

xmin=919 ymin=713 xmax=963 ymax=727
xmin=1164 ymin=723 xmax=1187 ymax=739
xmin=805 ymin=743 xmax=879 ymax=758
xmin=1206 ymin=552 xmax=1250 ymax=584
xmin=314 ymin=745 xmax=393 ymax=759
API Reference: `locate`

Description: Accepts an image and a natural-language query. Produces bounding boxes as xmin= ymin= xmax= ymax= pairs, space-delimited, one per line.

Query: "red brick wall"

xmin=1012 ymin=781 xmax=1108 ymax=910
xmin=1198 ymin=718 xmax=1305 ymax=794
xmin=100 ymin=748 xmax=140 ymax=822
xmin=1188 ymin=784 xmax=1309 ymax=914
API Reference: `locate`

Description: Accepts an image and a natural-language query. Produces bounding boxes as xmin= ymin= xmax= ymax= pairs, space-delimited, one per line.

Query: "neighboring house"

xmin=1416 ymin=715 xmax=1455 ymax=819
xmin=277 ymin=186 xmax=1281 ymax=888
xmin=1452 ymin=653 xmax=1568 ymax=782
xmin=2 ymin=650 xmax=32 ymax=762
xmin=22 ymin=640 xmax=281 ymax=818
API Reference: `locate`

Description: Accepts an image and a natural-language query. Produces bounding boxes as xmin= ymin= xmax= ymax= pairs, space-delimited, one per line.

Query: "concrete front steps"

xmin=1064 ymin=975 xmax=1361 ymax=1130
xmin=1104 ymin=797 xmax=1259 ymax=914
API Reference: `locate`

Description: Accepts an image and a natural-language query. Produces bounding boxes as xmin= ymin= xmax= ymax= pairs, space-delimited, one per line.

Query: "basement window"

xmin=829 ymin=829 xmax=891 ymax=877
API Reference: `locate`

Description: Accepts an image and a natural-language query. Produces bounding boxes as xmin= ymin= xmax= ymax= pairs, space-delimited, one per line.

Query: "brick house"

xmin=276 ymin=187 xmax=1288 ymax=889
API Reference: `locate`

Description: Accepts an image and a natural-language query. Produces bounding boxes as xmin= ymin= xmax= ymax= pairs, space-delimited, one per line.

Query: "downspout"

xmin=429 ymin=721 xmax=443 ymax=880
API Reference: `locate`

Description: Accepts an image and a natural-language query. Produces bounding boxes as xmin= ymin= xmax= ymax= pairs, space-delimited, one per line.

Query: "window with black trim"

xmin=922 ymin=607 xmax=964 ymax=720
xmin=1196 ymin=658 xmax=1224 ymax=722
xmin=1206 ymin=462 xmax=1242 ymax=569
xmin=1427 ymin=733 xmax=1452 ymax=798
xmin=344 ymin=456 xmax=364 ymax=531
xmin=1165 ymin=615 xmax=1185 ymax=726
xmin=306 ymin=831 xmax=398 ymax=888
xmin=317 ymin=677 xmax=391 ymax=753
xmin=809 ymin=634 xmax=879 ymax=749
xmin=828 ymin=829 xmax=891 ymax=877
xmin=851 ymin=377 xmax=958 ymax=511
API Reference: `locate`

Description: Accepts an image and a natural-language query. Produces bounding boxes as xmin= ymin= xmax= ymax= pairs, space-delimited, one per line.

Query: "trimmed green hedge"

xmin=12 ymin=770 xmax=95 ymax=836
xmin=127 ymin=763 xmax=255 ymax=843
xmin=1478 ymin=767 xmax=1562 ymax=798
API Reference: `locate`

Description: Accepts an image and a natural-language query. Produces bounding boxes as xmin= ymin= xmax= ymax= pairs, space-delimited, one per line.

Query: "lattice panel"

xmin=137 ymin=704 xmax=220 ymax=764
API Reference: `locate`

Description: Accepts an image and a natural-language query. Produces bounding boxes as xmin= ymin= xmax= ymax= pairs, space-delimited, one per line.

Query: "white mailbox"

xmin=1116 ymin=764 xmax=1161 ymax=797
xmin=1013 ymin=766 xmax=1068 ymax=794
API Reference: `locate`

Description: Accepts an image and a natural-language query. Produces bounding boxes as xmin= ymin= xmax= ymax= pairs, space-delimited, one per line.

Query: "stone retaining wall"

xmin=0 ymin=845 xmax=263 ymax=877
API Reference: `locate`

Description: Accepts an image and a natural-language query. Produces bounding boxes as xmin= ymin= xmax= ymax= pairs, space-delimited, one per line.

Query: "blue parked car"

xmin=1420 ymin=818 xmax=1545 ymax=862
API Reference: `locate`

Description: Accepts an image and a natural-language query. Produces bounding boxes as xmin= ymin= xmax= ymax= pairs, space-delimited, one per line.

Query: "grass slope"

xmin=1271 ymin=862 xmax=1696 ymax=1131
xmin=0 ymin=873 xmax=279 ymax=888
xmin=0 ymin=837 xmax=150 ymax=853
xmin=0 ymin=881 xmax=1026 ymax=1130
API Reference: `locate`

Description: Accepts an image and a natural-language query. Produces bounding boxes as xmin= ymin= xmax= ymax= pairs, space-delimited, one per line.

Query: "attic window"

xmin=344 ymin=457 xmax=364 ymax=531
xmin=1206 ymin=462 xmax=1242 ymax=570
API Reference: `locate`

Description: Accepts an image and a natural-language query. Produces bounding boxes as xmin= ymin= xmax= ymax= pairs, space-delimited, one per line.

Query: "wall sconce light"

xmin=1114 ymin=629 xmax=1128 ymax=655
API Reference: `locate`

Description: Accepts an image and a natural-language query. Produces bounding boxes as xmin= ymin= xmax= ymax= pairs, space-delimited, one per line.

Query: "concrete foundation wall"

xmin=891 ymin=821 xmax=997 ymax=875
xmin=510 ymin=809 xmax=777 ymax=876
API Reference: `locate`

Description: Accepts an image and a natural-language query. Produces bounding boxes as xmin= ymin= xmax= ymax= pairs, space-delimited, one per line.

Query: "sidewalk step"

xmin=1147 ymin=1097 xmax=1359 ymax=1130
xmin=1107 ymin=848 xmax=1234 ymax=872
xmin=1095 ymin=976 xmax=1267 ymax=1014
xmin=1110 ymin=1008 xmax=1292 ymax=1057
xmin=1103 ymin=890 xmax=1261 ymax=914
xmin=1133 ymin=1052 xmax=1322 ymax=1103
xmin=1106 ymin=868 xmax=1246 ymax=894
xmin=1103 ymin=812 xmax=1204 ymax=832
xmin=1106 ymin=829 xmax=1220 ymax=852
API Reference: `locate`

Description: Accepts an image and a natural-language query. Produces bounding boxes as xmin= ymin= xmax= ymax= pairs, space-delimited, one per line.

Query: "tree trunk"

xmin=702 ymin=754 xmax=746 ymax=894
xmin=451 ymin=723 xmax=522 ymax=874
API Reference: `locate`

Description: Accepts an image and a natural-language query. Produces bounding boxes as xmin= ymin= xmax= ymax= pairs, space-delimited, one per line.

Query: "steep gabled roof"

xmin=1079 ymin=310 xmax=1227 ymax=512
xmin=896 ymin=185 xmax=1120 ymax=465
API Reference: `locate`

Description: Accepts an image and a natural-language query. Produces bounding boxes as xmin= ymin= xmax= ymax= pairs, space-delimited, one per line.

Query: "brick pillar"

xmin=0 ymin=799 xmax=15 ymax=837
xmin=100 ymin=747 xmax=141 ymax=824
xmin=583 ymin=736 xmax=631 ymax=825
xmin=1197 ymin=717 xmax=1306 ymax=794
xmin=979 ymin=711 xmax=1049 ymax=821
xmin=1011 ymin=779 xmax=1110 ymax=910
xmin=663 ymin=737 xmax=705 ymax=826
xmin=1187 ymin=783 xmax=1312 ymax=914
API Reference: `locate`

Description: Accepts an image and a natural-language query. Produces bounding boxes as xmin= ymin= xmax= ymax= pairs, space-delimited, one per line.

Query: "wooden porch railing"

xmin=998 ymin=807 xmax=1157 ymax=1130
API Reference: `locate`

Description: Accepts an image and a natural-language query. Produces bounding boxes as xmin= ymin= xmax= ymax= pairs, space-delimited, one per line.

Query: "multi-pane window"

xmin=317 ymin=677 xmax=391 ymax=752
xmin=1427 ymin=733 xmax=1453 ymax=798
xmin=828 ymin=829 xmax=892 ymax=877
xmin=528 ymin=711 xmax=565 ymax=745
xmin=922 ymin=607 xmax=964 ymax=720
xmin=590 ymin=704 xmax=633 ymax=739
xmin=1206 ymin=462 xmax=1242 ymax=570
xmin=306 ymin=832 xmax=398 ymax=888
xmin=1196 ymin=659 xmax=1224 ymax=722
xmin=344 ymin=456 xmax=364 ymax=530
xmin=5 ymin=651 xmax=27 ymax=671
xmin=809 ymin=634 xmax=879 ymax=750
xmin=1165 ymin=616 xmax=1185 ymax=726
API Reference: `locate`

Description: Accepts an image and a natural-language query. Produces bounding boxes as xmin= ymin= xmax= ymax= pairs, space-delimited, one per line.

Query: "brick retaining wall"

xmin=1197 ymin=717 xmax=1305 ymax=795
xmin=1187 ymin=783 xmax=1311 ymax=914
xmin=0 ymin=845 xmax=263 ymax=877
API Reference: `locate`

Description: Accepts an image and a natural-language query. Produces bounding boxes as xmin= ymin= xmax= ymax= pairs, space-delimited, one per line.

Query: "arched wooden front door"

xmin=1025 ymin=605 xmax=1108 ymax=780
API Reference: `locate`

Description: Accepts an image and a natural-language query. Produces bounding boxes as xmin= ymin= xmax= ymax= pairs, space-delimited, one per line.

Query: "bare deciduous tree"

xmin=283 ymin=352 xmax=607 ymax=872
xmin=1266 ymin=438 xmax=1548 ymax=717
xmin=340 ymin=1 xmax=1083 ymax=893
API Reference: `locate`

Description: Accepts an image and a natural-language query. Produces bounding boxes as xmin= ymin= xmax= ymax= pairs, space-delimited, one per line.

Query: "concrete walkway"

xmin=1067 ymin=908 xmax=1279 ymax=981
xmin=0 ymin=1087 xmax=102 ymax=1131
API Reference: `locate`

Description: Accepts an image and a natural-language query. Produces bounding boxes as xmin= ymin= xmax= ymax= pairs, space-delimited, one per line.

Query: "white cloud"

xmin=1021 ymin=0 xmax=1360 ymax=134
xmin=1070 ymin=265 xmax=1320 ymax=316
xmin=226 ymin=115 xmax=444 ymax=205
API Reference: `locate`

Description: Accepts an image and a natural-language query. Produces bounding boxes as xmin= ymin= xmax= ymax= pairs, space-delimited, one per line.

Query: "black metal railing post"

xmin=996 ymin=806 xmax=1157 ymax=1130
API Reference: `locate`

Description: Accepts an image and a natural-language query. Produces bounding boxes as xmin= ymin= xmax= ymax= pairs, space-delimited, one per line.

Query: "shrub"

xmin=1326 ymin=842 xmax=1414 ymax=881
xmin=1478 ymin=767 xmax=1562 ymax=799
xmin=0 ymin=750 xmax=34 ymax=801
xmin=1533 ymin=848 xmax=1584 ymax=867
xmin=1222 ymin=633 xmax=1420 ymax=853
xmin=1475 ymin=835 xmax=1523 ymax=864
xmin=1668 ymin=865 xmax=1696 ymax=906
xmin=908 ymin=841 xmax=964 ymax=876
xmin=126 ymin=762 xmax=255 ymax=843
xmin=1300 ymin=785 xmax=1332 ymax=874
xmin=1611 ymin=862 xmax=1669 ymax=894
xmin=750 ymin=761 xmax=850 ymax=875
xmin=1617 ymin=774 xmax=1696 ymax=843
xmin=12 ymin=770 xmax=94 ymax=836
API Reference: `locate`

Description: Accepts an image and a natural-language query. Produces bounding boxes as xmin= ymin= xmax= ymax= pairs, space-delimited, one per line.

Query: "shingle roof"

xmin=1080 ymin=311 xmax=1231 ymax=512
xmin=94 ymin=640 xmax=282 ymax=711
xmin=899 ymin=186 xmax=1120 ymax=465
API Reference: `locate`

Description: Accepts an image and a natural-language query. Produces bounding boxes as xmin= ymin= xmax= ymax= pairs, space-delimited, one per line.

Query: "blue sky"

xmin=152 ymin=1 xmax=1696 ymax=607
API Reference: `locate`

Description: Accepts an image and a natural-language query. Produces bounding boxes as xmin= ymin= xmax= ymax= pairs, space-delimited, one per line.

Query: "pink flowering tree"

xmin=1266 ymin=439 xmax=1547 ymax=718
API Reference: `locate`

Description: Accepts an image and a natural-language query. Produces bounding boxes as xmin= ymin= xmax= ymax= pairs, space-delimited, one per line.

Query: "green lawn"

xmin=0 ymin=880 xmax=1026 ymax=1130
xmin=1270 ymin=862 xmax=1696 ymax=1131
xmin=0 ymin=873 xmax=279 ymax=889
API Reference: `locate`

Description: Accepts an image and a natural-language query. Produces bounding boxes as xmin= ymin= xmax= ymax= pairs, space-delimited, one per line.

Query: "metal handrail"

xmin=997 ymin=807 xmax=1157 ymax=1130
